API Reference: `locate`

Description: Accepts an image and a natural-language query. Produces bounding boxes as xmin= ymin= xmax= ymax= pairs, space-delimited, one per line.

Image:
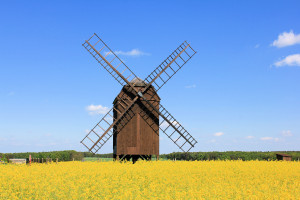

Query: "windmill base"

xmin=114 ymin=154 xmax=159 ymax=163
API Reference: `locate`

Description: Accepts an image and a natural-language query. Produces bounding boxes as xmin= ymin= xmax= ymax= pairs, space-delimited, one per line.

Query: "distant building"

xmin=276 ymin=153 xmax=292 ymax=161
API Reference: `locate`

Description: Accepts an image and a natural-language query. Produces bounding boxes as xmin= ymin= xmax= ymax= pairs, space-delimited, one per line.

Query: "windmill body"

xmin=113 ymin=78 xmax=160 ymax=161
xmin=81 ymin=33 xmax=198 ymax=162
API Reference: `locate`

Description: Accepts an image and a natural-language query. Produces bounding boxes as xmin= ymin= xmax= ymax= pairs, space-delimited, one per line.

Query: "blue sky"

xmin=1 ymin=1 xmax=300 ymax=153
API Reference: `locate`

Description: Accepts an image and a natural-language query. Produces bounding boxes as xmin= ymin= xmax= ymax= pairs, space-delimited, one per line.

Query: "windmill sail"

xmin=143 ymin=41 xmax=196 ymax=93
xmin=158 ymin=104 xmax=197 ymax=152
xmin=136 ymin=41 xmax=197 ymax=152
xmin=82 ymin=33 xmax=139 ymax=89
xmin=81 ymin=98 xmax=137 ymax=154
xmin=81 ymin=34 xmax=143 ymax=153
xmin=138 ymin=96 xmax=197 ymax=152
xmin=81 ymin=107 xmax=115 ymax=154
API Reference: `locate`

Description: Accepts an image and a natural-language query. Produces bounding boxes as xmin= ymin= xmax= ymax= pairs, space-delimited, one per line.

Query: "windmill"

xmin=81 ymin=33 xmax=198 ymax=162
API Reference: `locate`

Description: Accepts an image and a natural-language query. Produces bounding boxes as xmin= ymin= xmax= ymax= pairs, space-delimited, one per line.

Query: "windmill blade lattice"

xmin=81 ymin=98 xmax=136 ymax=154
xmin=81 ymin=107 xmax=115 ymax=154
xmin=144 ymin=41 xmax=196 ymax=93
xmin=138 ymin=96 xmax=197 ymax=152
xmin=82 ymin=33 xmax=139 ymax=88
xmin=158 ymin=104 xmax=197 ymax=152
xmin=81 ymin=34 xmax=146 ymax=153
xmin=137 ymin=100 xmax=197 ymax=152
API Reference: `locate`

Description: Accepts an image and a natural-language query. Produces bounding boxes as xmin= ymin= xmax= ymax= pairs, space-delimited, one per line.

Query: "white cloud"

xmin=260 ymin=137 xmax=279 ymax=141
xmin=112 ymin=49 xmax=150 ymax=57
xmin=274 ymin=54 xmax=300 ymax=67
xmin=107 ymin=116 xmax=113 ymax=121
xmin=185 ymin=84 xmax=196 ymax=89
xmin=282 ymin=130 xmax=292 ymax=137
xmin=254 ymin=44 xmax=260 ymax=48
xmin=214 ymin=132 xmax=224 ymax=137
xmin=246 ymin=136 xmax=254 ymax=139
xmin=260 ymin=137 xmax=273 ymax=141
xmin=160 ymin=120 xmax=179 ymax=129
xmin=160 ymin=121 xmax=168 ymax=129
xmin=86 ymin=104 xmax=110 ymax=115
xmin=272 ymin=30 xmax=300 ymax=48
xmin=0 ymin=137 xmax=8 ymax=141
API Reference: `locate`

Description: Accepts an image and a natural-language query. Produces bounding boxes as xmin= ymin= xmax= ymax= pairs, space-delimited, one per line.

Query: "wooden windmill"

xmin=81 ymin=33 xmax=198 ymax=162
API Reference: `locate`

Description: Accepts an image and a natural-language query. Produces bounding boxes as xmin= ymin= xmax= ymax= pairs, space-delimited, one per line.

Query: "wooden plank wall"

xmin=113 ymin=85 xmax=160 ymax=156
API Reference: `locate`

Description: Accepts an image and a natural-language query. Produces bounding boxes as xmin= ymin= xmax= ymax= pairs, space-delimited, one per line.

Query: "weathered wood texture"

xmin=113 ymin=84 xmax=160 ymax=156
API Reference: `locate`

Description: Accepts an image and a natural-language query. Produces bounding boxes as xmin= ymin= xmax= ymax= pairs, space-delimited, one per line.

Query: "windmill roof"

xmin=276 ymin=153 xmax=291 ymax=157
xmin=130 ymin=77 xmax=148 ymax=87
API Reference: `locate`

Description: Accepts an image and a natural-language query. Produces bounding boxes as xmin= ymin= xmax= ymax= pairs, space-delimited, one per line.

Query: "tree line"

xmin=0 ymin=151 xmax=113 ymax=162
xmin=0 ymin=150 xmax=84 ymax=162
xmin=160 ymin=151 xmax=300 ymax=161
xmin=1 ymin=151 xmax=299 ymax=162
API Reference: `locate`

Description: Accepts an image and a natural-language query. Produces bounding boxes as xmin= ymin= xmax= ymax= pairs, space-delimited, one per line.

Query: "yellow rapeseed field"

xmin=0 ymin=160 xmax=299 ymax=199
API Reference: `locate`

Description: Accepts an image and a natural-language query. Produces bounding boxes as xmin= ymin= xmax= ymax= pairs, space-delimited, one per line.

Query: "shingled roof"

xmin=131 ymin=77 xmax=148 ymax=87
xmin=276 ymin=153 xmax=291 ymax=157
